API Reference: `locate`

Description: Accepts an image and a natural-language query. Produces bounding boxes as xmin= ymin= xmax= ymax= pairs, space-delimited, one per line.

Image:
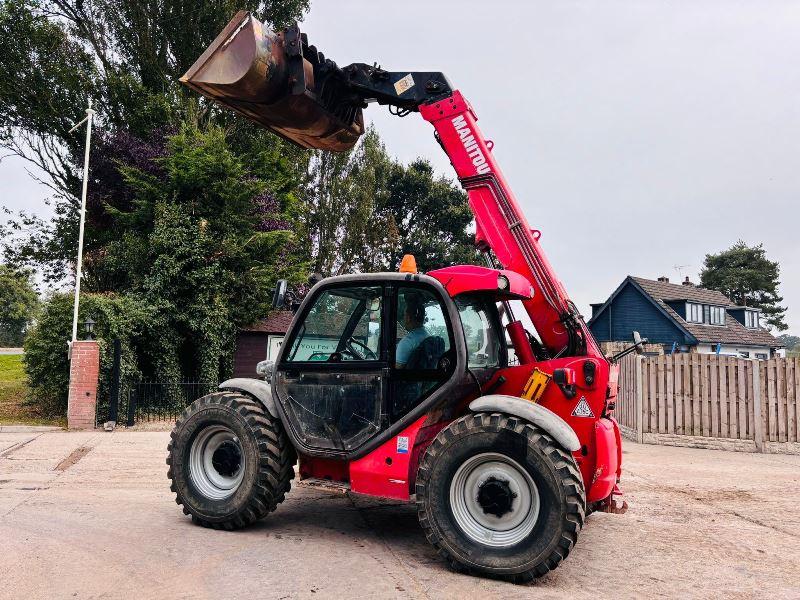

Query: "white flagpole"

xmin=69 ymin=101 xmax=95 ymax=353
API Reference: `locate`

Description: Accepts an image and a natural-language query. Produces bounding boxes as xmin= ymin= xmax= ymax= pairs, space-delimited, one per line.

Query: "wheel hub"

xmin=188 ymin=425 xmax=246 ymax=500
xmin=449 ymin=452 xmax=540 ymax=547
xmin=211 ymin=440 xmax=242 ymax=478
xmin=477 ymin=476 xmax=517 ymax=518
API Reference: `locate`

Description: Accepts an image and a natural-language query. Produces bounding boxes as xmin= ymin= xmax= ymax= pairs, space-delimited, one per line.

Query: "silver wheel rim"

xmin=188 ymin=425 xmax=245 ymax=500
xmin=449 ymin=452 xmax=540 ymax=547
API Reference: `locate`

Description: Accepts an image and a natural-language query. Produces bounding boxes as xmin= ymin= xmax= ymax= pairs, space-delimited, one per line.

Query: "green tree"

xmin=98 ymin=125 xmax=308 ymax=381
xmin=777 ymin=334 xmax=799 ymax=351
xmin=304 ymin=127 xmax=476 ymax=276
xmin=374 ymin=158 xmax=476 ymax=272
xmin=0 ymin=265 xmax=38 ymax=346
xmin=700 ymin=241 xmax=788 ymax=331
xmin=23 ymin=292 xmax=148 ymax=416
xmin=0 ymin=0 xmax=310 ymax=282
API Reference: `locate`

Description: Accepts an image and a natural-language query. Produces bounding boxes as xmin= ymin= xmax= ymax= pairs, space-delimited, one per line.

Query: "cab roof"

xmin=427 ymin=265 xmax=533 ymax=300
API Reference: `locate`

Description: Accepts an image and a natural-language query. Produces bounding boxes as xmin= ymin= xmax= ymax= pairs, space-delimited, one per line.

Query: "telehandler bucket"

xmin=180 ymin=11 xmax=364 ymax=151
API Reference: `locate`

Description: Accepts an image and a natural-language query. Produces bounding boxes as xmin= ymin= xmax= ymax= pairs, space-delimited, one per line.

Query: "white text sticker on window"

xmin=394 ymin=74 xmax=415 ymax=95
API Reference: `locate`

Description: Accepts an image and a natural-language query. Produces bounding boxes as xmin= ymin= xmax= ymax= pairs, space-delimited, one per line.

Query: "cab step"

xmin=297 ymin=477 xmax=351 ymax=495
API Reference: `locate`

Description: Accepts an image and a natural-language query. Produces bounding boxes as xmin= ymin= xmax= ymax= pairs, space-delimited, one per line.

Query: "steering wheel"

xmin=345 ymin=337 xmax=378 ymax=361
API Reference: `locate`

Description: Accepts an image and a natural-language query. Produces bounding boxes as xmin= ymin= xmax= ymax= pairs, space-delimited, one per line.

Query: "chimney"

xmin=682 ymin=276 xmax=693 ymax=287
xmin=657 ymin=276 xmax=669 ymax=283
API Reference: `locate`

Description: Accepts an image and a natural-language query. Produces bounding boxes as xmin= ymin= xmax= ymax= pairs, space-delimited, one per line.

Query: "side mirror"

xmin=272 ymin=279 xmax=288 ymax=309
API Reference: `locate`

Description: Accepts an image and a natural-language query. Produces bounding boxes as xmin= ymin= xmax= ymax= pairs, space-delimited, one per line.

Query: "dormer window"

xmin=706 ymin=305 xmax=725 ymax=325
xmin=687 ymin=302 xmax=703 ymax=323
xmin=744 ymin=310 xmax=760 ymax=328
xmin=686 ymin=302 xmax=725 ymax=325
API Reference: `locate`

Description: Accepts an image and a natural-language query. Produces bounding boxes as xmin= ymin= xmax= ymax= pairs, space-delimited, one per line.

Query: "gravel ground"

xmin=1 ymin=429 xmax=798 ymax=599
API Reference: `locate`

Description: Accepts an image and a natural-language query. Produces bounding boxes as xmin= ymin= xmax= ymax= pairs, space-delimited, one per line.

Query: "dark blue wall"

xmin=590 ymin=282 xmax=691 ymax=345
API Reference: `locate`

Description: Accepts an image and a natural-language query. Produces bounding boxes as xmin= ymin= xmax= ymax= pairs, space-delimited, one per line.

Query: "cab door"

xmin=388 ymin=285 xmax=456 ymax=422
xmin=273 ymin=284 xmax=387 ymax=452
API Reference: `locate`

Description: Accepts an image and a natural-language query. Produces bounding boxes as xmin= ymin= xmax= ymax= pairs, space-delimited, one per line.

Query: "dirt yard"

xmin=1 ymin=429 xmax=798 ymax=599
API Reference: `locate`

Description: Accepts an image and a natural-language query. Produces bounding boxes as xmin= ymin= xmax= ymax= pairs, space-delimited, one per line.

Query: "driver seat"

xmin=405 ymin=336 xmax=446 ymax=370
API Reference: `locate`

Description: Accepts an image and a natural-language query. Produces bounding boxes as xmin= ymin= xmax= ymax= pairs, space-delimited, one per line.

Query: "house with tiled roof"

xmin=588 ymin=275 xmax=783 ymax=359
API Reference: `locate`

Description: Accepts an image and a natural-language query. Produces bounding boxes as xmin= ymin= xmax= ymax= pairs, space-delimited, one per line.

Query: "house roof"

xmin=593 ymin=276 xmax=782 ymax=348
xmin=633 ymin=277 xmax=735 ymax=307
xmin=241 ymin=310 xmax=294 ymax=334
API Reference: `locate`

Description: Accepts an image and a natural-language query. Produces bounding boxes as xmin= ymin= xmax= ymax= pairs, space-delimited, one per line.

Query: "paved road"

xmin=1 ymin=430 xmax=798 ymax=599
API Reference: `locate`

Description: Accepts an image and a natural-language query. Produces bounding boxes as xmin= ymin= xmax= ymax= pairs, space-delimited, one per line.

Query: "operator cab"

xmin=272 ymin=266 xmax=531 ymax=457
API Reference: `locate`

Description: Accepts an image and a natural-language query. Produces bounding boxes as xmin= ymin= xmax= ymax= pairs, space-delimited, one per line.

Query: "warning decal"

xmin=572 ymin=397 xmax=594 ymax=418
xmin=394 ymin=74 xmax=415 ymax=95
xmin=396 ymin=436 xmax=409 ymax=454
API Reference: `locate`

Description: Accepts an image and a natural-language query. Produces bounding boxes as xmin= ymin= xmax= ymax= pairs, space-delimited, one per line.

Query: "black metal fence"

xmin=98 ymin=378 xmax=216 ymax=427
xmin=94 ymin=339 xmax=218 ymax=426
xmin=124 ymin=380 xmax=217 ymax=425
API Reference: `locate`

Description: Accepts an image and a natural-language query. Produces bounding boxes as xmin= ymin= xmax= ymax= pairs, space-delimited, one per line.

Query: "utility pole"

xmin=68 ymin=101 xmax=95 ymax=354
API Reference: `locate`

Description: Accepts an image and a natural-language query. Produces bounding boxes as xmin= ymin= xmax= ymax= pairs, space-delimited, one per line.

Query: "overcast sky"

xmin=2 ymin=0 xmax=798 ymax=333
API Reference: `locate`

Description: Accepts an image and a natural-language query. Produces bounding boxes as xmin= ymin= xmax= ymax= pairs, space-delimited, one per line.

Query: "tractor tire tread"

xmin=415 ymin=411 xmax=585 ymax=582
xmin=166 ymin=391 xmax=295 ymax=530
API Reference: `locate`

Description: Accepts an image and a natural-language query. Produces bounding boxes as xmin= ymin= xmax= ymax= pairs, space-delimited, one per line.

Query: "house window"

xmin=686 ymin=302 xmax=703 ymax=323
xmin=708 ymin=305 xmax=725 ymax=325
xmin=755 ymin=353 xmax=768 ymax=360
xmin=744 ymin=310 xmax=759 ymax=328
xmin=740 ymin=351 xmax=750 ymax=358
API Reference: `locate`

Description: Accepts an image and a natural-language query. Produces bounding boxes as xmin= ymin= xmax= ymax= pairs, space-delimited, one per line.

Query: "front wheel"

xmin=166 ymin=391 xmax=295 ymax=529
xmin=415 ymin=412 xmax=586 ymax=582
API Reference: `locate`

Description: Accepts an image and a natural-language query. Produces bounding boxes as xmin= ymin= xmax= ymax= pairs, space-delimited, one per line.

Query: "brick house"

xmin=588 ymin=276 xmax=782 ymax=358
xmin=232 ymin=311 xmax=294 ymax=378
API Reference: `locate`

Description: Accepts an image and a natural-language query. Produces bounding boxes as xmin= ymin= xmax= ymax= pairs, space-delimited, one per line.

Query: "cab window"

xmin=456 ymin=295 xmax=502 ymax=368
xmin=286 ymin=286 xmax=382 ymax=362
xmin=391 ymin=287 xmax=452 ymax=421
xmin=395 ymin=288 xmax=451 ymax=369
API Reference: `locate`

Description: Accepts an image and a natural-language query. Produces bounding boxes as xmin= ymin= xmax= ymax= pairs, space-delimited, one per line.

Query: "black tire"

xmin=166 ymin=391 xmax=295 ymax=530
xmin=415 ymin=412 xmax=585 ymax=582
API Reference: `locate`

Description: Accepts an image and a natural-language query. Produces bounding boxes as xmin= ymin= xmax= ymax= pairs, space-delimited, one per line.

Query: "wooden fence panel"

xmin=740 ymin=360 xmax=748 ymax=436
xmin=691 ymin=354 xmax=701 ymax=436
xmin=786 ymin=358 xmax=800 ymax=442
xmin=700 ymin=353 xmax=710 ymax=436
xmin=767 ymin=360 xmax=777 ymax=442
xmin=614 ymin=354 xmax=798 ymax=448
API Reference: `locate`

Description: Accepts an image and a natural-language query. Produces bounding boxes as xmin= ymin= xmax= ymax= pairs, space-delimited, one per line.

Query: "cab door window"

xmin=286 ymin=286 xmax=382 ymax=362
xmin=391 ymin=287 xmax=452 ymax=420
xmin=275 ymin=285 xmax=385 ymax=452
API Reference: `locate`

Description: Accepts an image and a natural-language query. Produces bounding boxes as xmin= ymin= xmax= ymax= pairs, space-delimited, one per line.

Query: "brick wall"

xmin=67 ymin=341 xmax=100 ymax=430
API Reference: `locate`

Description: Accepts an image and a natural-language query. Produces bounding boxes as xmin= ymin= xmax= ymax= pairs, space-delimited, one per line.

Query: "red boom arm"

xmin=419 ymin=91 xmax=602 ymax=361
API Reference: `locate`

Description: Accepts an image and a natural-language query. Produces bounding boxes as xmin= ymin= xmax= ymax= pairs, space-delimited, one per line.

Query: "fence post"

xmin=126 ymin=386 xmax=137 ymax=427
xmin=752 ymin=360 xmax=763 ymax=452
xmin=107 ymin=338 xmax=122 ymax=425
xmin=635 ymin=356 xmax=645 ymax=443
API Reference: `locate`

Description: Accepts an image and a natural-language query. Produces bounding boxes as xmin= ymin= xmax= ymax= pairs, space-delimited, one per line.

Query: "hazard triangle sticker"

xmin=572 ymin=397 xmax=594 ymax=418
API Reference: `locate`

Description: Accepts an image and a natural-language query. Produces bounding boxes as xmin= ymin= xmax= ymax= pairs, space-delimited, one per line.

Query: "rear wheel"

xmin=415 ymin=412 xmax=585 ymax=582
xmin=167 ymin=391 xmax=295 ymax=529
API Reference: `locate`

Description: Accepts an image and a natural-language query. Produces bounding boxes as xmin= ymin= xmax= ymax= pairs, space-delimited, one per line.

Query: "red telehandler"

xmin=167 ymin=11 xmax=637 ymax=581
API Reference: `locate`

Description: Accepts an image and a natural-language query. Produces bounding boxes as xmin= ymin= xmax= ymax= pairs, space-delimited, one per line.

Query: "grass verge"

xmin=0 ymin=354 xmax=64 ymax=427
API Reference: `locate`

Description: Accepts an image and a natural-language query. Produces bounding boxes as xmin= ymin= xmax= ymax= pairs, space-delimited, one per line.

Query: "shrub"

xmin=23 ymin=292 xmax=148 ymax=417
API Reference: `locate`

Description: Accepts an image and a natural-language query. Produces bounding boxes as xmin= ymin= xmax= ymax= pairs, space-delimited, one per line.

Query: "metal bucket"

xmin=180 ymin=11 xmax=363 ymax=151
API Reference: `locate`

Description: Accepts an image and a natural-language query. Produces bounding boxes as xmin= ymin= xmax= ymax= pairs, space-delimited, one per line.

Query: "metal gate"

xmin=96 ymin=339 xmax=216 ymax=426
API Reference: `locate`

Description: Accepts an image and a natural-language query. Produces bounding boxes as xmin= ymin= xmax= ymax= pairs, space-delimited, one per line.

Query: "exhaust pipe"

xmin=180 ymin=11 xmax=364 ymax=151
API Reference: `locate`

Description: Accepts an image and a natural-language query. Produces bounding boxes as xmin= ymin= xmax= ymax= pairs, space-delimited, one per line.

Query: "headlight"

xmin=497 ymin=274 xmax=510 ymax=290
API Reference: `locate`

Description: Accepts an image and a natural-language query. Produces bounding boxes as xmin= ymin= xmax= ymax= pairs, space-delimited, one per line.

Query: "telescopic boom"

xmin=180 ymin=12 xmax=603 ymax=362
